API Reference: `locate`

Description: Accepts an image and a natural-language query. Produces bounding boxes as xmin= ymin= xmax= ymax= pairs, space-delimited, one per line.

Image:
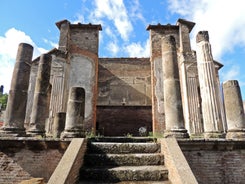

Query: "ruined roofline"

xmin=32 ymin=48 xmax=67 ymax=63
xmin=146 ymin=23 xmax=179 ymax=31
xmin=99 ymin=57 xmax=150 ymax=62
xmin=176 ymin=18 xmax=195 ymax=32
xmin=99 ymin=57 xmax=150 ymax=60
xmin=146 ymin=19 xmax=195 ymax=33
xmin=56 ymin=19 xmax=102 ymax=30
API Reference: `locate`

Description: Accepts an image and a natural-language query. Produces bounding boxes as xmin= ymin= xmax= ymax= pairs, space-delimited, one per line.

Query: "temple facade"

xmin=1 ymin=18 xmax=245 ymax=139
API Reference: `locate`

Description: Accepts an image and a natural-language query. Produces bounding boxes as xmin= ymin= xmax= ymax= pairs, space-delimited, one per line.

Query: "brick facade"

xmin=0 ymin=139 xmax=69 ymax=183
xmin=179 ymin=140 xmax=245 ymax=184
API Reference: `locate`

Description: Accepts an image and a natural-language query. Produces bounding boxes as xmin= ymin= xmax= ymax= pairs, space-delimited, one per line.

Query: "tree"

xmin=0 ymin=93 xmax=8 ymax=111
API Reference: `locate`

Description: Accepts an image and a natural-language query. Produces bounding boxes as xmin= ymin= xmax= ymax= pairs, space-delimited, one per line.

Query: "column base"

xmin=164 ymin=129 xmax=189 ymax=139
xmin=0 ymin=126 xmax=26 ymax=137
xmin=226 ymin=130 xmax=245 ymax=140
xmin=203 ymin=131 xmax=225 ymax=139
xmin=60 ymin=129 xmax=85 ymax=139
xmin=27 ymin=128 xmax=46 ymax=137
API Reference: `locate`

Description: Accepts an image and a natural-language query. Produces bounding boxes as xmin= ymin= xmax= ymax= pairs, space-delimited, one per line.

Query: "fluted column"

xmin=1 ymin=43 xmax=33 ymax=136
xmin=162 ymin=35 xmax=189 ymax=138
xmin=61 ymin=87 xmax=85 ymax=138
xmin=223 ymin=80 xmax=245 ymax=140
xmin=187 ymin=77 xmax=203 ymax=134
xmin=28 ymin=54 xmax=52 ymax=136
xmin=196 ymin=31 xmax=224 ymax=138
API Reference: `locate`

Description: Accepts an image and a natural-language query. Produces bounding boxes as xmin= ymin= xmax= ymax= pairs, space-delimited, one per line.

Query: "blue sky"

xmin=1 ymin=0 xmax=245 ymax=98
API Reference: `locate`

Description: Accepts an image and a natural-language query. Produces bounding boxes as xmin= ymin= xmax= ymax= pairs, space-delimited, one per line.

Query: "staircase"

xmin=79 ymin=137 xmax=171 ymax=184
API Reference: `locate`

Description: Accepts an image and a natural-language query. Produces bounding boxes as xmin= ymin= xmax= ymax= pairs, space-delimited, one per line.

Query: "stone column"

xmin=196 ymin=31 xmax=224 ymax=138
xmin=28 ymin=54 xmax=52 ymax=136
xmin=1 ymin=43 xmax=33 ymax=136
xmin=61 ymin=87 xmax=85 ymax=138
xmin=162 ymin=35 xmax=189 ymax=138
xmin=52 ymin=112 xmax=66 ymax=138
xmin=223 ymin=80 xmax=245 ymax=139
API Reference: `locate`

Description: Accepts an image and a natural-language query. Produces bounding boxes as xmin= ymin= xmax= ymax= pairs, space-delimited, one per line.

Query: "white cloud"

xmin=107 ymin=42 xmax=120 ymax=56
xmin=72 ymin=14 xmax=85 ymax=24
xmin=43 ymin=38 xmax=58 ymax=48
xmin=221 ymin=65 xmax=240 ymax=82
xmin=92 ymin=0 xmax=133 ymax=41
xmin=124 ymin=39 xmax=150 ymax=57
xmin=0 ymin=28 xmax=47 ymax=93
xmin=167 ymin=0 xmax=245 ymax=60
xmin=128 ymin=0 xmax=146 ymax=25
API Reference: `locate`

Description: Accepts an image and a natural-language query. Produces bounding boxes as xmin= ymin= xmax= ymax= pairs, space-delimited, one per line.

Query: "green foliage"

xmin=125 ymin=133 xmax=133 ymax=138
xmin=0 ymin=93 xmax=8 ymax=110
xmin=85 ymin=128 xmax=104 ymax=138
xmin=85 ymin=130 xmax=96 ymax=138
xmin=148 ymin=131 xmax=163 ymax=138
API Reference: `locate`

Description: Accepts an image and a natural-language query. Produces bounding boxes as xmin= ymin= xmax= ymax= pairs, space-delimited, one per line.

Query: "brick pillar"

xmin=61 ymin=87 xmax=85 ymax=138
xmin=28 ymin=54 xmax=52 ymax=136
xmin=1 ymin=43 xmax=33 ymax=136
xmin=52 ymin=112 xmax=66 ymax=138
xmin=196 ymin=31 xmax=224 ymax=138
xmin=223 ymin=80 xmax=245 ymax=139
xmin=162 ymin=35 xmax=189 ymax=138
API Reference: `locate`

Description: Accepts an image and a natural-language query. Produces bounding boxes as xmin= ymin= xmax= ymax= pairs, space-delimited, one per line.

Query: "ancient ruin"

xmin=0 ymin=18 xmax=245 ymax=184
xmin=1 ymin=18 xmax=234 ymax=138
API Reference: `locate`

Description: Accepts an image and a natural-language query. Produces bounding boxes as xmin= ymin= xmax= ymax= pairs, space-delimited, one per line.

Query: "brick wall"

xmin=179 ymin=140 xmax=245 ymax=184
xmin=97 ymin=58 xmax=152 ymax=136
xmin=98 ymin=58 xmax=151 ymax=106
xmin=97 ymin=106 xmax=152 ymax=136
xmin=70 ymin=25 xmax=100 ymax=55
xmin=0 ymin=152 xmax=32 ymax=184
xmin=48 ymin=138 xmax=87 ymax=184
xmin=0 ymin=139 xmax=69 ymax=183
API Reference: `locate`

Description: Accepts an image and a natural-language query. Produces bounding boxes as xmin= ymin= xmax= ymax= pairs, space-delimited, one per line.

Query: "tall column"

xmin=146 ymin=24 xmax=180 ymax=135
xmin=1 ymin=43 xmax=33 ymax=136
xmin=196 ymin=31 xmax=224 ymax=138
xmin=162 ymin=35 xmax=189 ymax=138
xmin=27 ymin=54 xmax=52 ymax=136
xmin=223 ymin=80 xmax=245 ymax=139
xmin=61 ymin=87 xmax=85 ymax=138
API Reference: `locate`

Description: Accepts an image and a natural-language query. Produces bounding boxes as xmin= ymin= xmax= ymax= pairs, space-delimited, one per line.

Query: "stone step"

xmin=84 ymin=153 xmax=164 ymax=166
xmin=79 ymin=180 xmax=171 ymax=184
xmin=80 ymin=165 xmax=168 ymax=182
xmin=88 ymin=137 xmax=157 ymax=143
xmin=87 ymin=142 xmax=161 ymax=154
